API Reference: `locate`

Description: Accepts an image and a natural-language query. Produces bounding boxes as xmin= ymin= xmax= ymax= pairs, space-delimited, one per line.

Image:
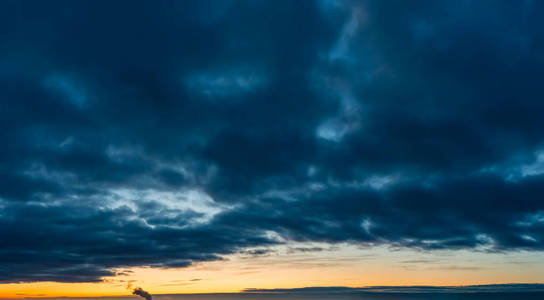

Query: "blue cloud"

xmin=1 ymin=0 xmax=544 ymax=283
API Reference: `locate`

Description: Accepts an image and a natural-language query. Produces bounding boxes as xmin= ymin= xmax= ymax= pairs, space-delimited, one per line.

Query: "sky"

xmin=1 ymin=0 xmax=544 ymax=298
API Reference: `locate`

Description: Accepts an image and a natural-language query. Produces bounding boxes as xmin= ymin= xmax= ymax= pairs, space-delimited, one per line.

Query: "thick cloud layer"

xmin=1 ymin=0 xmax=544 ymax=282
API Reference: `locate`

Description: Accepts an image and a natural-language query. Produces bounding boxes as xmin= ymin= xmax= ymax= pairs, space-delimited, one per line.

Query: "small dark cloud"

xmin=115 ymin=270 xmax=135 ymax=276
xmin=400 ymin=259 xmax=438 ymax=264
xmin=287 ymin=247 xmax=325 ymax=254
xmin=239 ymin=249 xmax=275 ymax=257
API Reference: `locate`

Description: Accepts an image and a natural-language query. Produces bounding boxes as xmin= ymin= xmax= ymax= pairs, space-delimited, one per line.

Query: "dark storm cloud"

xmin=2 ymin=0 xmax=544 ymax=283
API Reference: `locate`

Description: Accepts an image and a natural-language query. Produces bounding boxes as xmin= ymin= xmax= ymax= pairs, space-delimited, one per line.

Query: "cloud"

xmin=2 ymin=0 xmax=544 ymax=283
xmin=243 ymin=284 xmax=544 ymax=294
xmin=184 ymin=66 xmax=267 ymax=99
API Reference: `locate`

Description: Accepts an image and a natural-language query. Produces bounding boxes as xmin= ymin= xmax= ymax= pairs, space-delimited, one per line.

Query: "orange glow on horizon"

xmin=2 ymin=244 xmax=544 ymax=299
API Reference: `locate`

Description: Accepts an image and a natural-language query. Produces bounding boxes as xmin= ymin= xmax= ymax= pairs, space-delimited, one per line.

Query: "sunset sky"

xmin=2 ymin=0 xmax=544 ymax=298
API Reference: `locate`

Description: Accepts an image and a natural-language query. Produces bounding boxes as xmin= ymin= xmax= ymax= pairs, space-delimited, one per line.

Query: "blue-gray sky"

xmin=1 ymin=0 xmax=544 ymax=290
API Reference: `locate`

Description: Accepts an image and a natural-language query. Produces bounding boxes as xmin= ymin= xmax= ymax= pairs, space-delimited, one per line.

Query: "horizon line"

xmin=5 ymin=283 xmax=544 ymax=300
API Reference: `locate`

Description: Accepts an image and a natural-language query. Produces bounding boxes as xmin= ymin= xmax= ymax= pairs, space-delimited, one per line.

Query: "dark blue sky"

xmin=1 ymin=0 xmax=544 ymax=284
